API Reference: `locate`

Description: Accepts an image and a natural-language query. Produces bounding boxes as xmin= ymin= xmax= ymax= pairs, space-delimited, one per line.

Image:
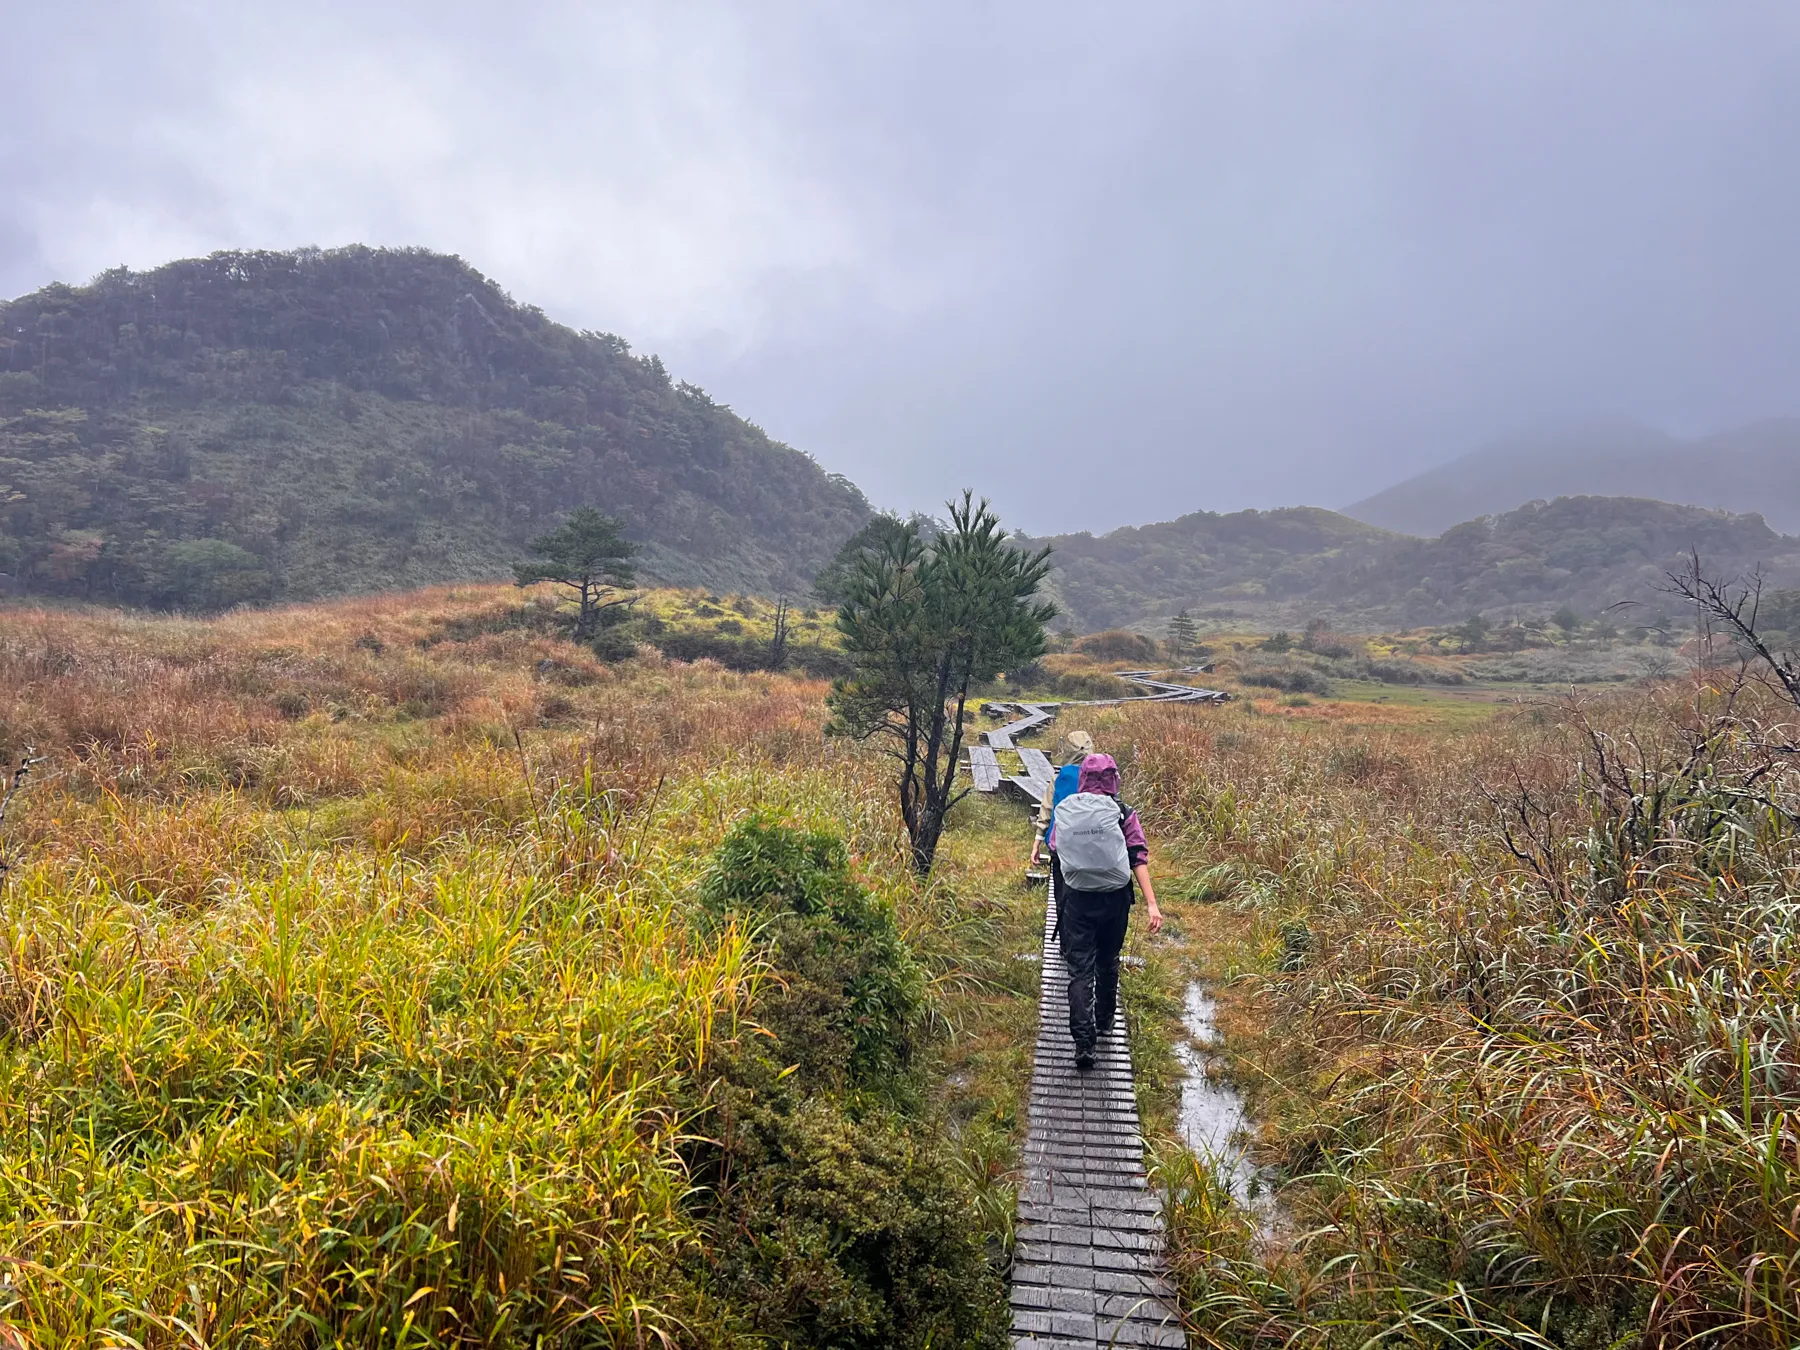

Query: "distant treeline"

xmin=1034 ymin=495 xmax=1800 ymax=632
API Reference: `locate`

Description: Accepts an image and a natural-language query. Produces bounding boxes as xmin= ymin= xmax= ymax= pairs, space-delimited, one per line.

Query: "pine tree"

xmin=828 ymin=493 xmax=1055 ymax=875
xmin=513 ymin=509 xmax=638 ymax=640
xmin=1167 ymin=609 xmax=1198 ymax=660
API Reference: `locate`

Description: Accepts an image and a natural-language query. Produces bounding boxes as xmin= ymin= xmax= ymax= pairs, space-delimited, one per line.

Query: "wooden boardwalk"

xmin=1011 ymin=884 xmax=1185 ymax=1349
xmin=958 ymin=680 xmax=1202 ymax=1344
xmin=966 ymin=671 xmax=1230 ymax=799
xmin=970 ymin=745 xmax=1004 ymax=793
xmin=1006 ymin=775 xmax=1050 ymax=806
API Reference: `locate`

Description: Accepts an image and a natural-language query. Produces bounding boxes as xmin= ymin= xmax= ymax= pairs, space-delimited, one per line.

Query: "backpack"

xmin=1053 ymin=793 xmax=1133 ymax=892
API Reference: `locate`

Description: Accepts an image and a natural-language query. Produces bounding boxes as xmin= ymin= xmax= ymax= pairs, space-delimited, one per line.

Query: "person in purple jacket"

xmin=1049 ymin=753 xmax=1163 ymax=1069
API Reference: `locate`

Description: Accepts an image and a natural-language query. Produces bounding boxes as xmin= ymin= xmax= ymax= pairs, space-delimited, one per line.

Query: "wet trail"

xmin=982 ymin=677 xmax=1256 ymax=1347
xmin=1009 ymin=882 xmax=1186 ymax=1349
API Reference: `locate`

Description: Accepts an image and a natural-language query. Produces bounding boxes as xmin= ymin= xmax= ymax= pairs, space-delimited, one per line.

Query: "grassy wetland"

xmin=2 ymin=583 xmax=1798 ymax=1348
xmin=1116 ymin=674 xmax=1800 ymax=1348
xmin=0 ymin=584 xmax=1030 ymax=1347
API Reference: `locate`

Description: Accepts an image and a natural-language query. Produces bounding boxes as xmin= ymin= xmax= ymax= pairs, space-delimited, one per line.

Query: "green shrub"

xmin=1363 ymin=658 xmax=1446 ymax=684
xmin=705 ymin=1096 xmax=1008 ymax=1350
xmin=146 ymin=537 xmax=274 ymax=611
xmin=792 ymin=643 xmax=851 ymax=679
xmin=1005 ymin=659 xmax=1047 ymax=688
xmin=1030 ymin=666 xmax=1132 ymax=699
xmin=699 ymin=818 xmax=924 ymax=1096
xmin=689 ymin=819 xmax=1004 ymax=1349
xmin=591 ymin=624 xmax=642 ymax=662
xmin=1240 ymin=665 xmax=1332 ymax=695
xmin=653 ymin=630 xmax=765 ymax=670
xmin=1074 ymin=628 xmax=1160 ymax=663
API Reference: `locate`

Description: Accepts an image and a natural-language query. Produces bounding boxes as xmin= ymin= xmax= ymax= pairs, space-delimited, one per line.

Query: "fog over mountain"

xmin=1032 ymin=496 xmax=1800 ymax=634
xmin=1346 ymin=419 xmax=1800 ymax=537
xmin=7 ymin=4 xmax=1800 ymax=536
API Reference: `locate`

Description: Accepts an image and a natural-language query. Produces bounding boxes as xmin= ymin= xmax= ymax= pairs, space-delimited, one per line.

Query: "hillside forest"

xmin=0 ymin=247 xmax=870 ymax=609
xmin=1034 ymin=494 xmax=1800 ymax=634
xmin=7 ymin=249 xmax=1800 ymax=641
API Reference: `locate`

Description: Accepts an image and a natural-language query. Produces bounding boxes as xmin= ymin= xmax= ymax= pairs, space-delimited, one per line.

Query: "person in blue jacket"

xmin=1028 ymin=729 xmax=1094 ymax=869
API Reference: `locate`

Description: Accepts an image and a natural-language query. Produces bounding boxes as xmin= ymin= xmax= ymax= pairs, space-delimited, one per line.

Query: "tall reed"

xmin=1118 ymin=688 xmax=1800 ymax=1347
xmin=0 ymin=587 xmax=927 ymax=1345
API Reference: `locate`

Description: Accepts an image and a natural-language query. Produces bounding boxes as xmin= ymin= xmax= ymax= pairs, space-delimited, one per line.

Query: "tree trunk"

xmin=769 ymin=597 xmax=790 ymax=669
xmin=907 ymin=655 xmax=970 ymax=876
xmin=575 ymin=578 xmax=597 ymax=641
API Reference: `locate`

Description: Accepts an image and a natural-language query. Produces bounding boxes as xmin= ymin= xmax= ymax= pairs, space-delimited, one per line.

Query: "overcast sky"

xmin=6 ymin=2 xmax=1800 ymax=535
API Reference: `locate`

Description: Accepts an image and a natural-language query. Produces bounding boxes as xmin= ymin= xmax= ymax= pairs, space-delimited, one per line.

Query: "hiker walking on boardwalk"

xmin=1050 ymin=753 xmax=1162 ymax=1070
xmin=1028 ymin=729 xmax=1093 ymax=870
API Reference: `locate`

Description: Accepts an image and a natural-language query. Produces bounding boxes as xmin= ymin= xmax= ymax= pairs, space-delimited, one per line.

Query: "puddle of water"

xmin=1175 ymin=982 xmax=1280 ymax=1222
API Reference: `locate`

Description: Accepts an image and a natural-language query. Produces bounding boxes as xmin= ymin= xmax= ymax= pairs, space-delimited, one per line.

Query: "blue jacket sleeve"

xmin=1043 ymin=764 xmax=1082 ymax=844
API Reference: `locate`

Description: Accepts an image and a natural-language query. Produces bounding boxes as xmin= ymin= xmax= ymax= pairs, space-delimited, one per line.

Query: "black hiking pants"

xmin=1054 ymin=858 xmax=1133 ymax=1051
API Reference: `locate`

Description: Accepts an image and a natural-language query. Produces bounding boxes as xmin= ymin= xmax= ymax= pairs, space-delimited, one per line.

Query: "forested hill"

xmin=1345 ymin=417 xmax=1800 ymax=536
xmin=0 ymin=247 xmax=870 ymax=608
xmin=1036 ymin=496 xmax=1800 ymax=633
xmin=1038 ymin=506 xmax=1390 ymax=632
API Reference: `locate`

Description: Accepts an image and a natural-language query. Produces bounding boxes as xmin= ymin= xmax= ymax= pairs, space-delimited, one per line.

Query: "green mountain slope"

xmin=1035 ymin=496 xmax=1800 ymax=632
xmin=0 ymin=247 xmax=869 ymax=607
xmin=1345 ymin=417 xmax=1800 ymax=536
xmin=1038 ymin=506 xmax=1396 ymax=632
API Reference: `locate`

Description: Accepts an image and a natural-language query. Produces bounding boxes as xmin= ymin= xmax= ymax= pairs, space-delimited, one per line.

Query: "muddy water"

xmin=1174 ymin=982 xmax=1278 ymax=1221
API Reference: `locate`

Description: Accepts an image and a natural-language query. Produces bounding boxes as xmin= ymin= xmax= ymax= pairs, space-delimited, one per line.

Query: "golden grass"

xmin=0 ymin=586 xmax=908 ymax=1345
xmin=14 ymin=580 xmax=1767 ymax=1346
xmin=1108 ymin=684 xmax=1800 ymax=1347
xmin=637 ymin=588 xmax=840 ymax=647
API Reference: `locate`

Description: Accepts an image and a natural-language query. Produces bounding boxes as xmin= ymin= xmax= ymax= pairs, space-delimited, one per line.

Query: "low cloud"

xmin=8 ymin=2 xmax=1800 ymax=534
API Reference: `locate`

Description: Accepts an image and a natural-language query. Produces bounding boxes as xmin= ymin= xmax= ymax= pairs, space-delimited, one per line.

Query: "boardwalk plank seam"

xmin=976 ymin=682 xmax=1217 ymax=1345
xmin=1010 ymin=883 xmax=1183 ymax=1347
xmin=969 ymin=745 xmax=1004 ymax=792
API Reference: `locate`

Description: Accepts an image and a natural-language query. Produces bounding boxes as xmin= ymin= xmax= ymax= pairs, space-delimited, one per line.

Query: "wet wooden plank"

xmin=968 ymin=745 xmax=1003 ymax=792
xmin=1042 ymin=673 xmax=1232 ymax=709
xmin=1005 ymin=774 xmax=1047 ymax=806
xmin=1019 ymin=747 xmax=1054 ymax=782
xmin=987 ymin=702 xmax=1056 ymax=748
xmin=1012 ymin=881 xmax=1183 ymax=1347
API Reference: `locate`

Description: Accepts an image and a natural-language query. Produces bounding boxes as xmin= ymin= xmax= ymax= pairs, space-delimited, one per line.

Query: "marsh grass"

xmin=0 ymin=586 xmax=1011 ymax=1346
xmin=1112 ymin=688 xmax=1800 ymax=1347
xmin=923 ymin=790 xmax=1055 ymax=1257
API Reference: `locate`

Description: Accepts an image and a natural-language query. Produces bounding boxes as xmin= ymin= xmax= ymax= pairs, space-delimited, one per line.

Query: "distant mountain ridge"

xmin=7 ymin=245 xmax=1795 ymax=633
xmin=1346 ymin=417 xmax=1800 ymax=536
xmin=1033 ymin=494 xmax=1800 ymax=633
xmin=0 ymin=246 xmax=870 ymax=608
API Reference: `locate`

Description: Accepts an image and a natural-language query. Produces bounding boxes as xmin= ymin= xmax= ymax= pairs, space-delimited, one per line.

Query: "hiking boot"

xmin=1074 ymin=1045 xmax=1097 ymax=1071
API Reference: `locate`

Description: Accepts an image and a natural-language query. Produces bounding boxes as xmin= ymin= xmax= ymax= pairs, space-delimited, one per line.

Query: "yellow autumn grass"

xmin=1113 ymin=687 xmax=1800 ymax=1348
xmin=0 ymin=585 xmax=898 ymax=1345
